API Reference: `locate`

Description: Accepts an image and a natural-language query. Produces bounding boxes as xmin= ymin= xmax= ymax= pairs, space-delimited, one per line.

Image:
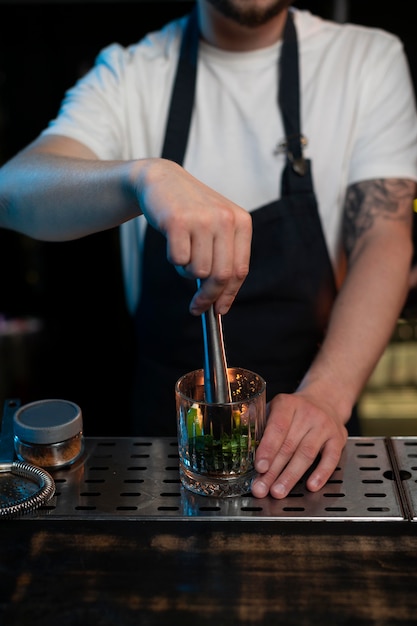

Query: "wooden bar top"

xmin=1 ymin=520 xmax=416 ymax=625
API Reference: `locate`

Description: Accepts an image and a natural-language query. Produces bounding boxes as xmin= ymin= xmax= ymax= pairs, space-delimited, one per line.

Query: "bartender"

xmin=0 ymin=0 xmax=416 ymax=499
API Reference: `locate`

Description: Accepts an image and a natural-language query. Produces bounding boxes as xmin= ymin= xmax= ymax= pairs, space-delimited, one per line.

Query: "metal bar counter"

xmin=1 ymin=435 xmax=417 ymax=625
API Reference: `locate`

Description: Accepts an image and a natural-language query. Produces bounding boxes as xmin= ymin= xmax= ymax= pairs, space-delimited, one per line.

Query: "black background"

xmin=0 ymin=1 xmax=415 ymax=435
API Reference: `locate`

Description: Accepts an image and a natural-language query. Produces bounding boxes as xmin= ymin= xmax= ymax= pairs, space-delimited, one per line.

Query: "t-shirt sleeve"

xmin=348 ymin=34 xmax=417 ymax=184
xmin=41 ymin=43 xmax=131 ymax=160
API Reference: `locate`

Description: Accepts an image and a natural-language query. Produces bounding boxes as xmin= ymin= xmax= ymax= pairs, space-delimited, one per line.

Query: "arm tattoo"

xmin=342 ymin=179 xmax=415 ymax=258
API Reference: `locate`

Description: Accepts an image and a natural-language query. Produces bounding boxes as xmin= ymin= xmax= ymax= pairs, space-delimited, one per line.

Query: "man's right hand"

xmin=131 ymin=157 xmax=253 ymax=316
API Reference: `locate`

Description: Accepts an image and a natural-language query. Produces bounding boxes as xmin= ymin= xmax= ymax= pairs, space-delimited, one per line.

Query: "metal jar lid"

xmin=13 ymin=399 xmax=83 ymax=445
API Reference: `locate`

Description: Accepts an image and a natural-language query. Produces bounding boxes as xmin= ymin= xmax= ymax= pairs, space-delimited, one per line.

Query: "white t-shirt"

xmin=42 ymin=8 xmax=417 ymax=314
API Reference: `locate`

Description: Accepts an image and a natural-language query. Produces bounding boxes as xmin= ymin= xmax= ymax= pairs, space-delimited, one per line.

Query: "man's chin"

xmin=204 ymin=0 xmax=293 ymax=28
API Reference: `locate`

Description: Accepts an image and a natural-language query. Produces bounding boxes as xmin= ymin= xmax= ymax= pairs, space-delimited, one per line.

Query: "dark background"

xmin=0 ymin=1 xmax=416 ymax=435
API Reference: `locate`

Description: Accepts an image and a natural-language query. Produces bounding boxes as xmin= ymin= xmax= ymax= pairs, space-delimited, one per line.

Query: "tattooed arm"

xmin=343 ymin=179 xmax=414 ymax=257
xmin=252 ymin=177 xmax=416 ymax=499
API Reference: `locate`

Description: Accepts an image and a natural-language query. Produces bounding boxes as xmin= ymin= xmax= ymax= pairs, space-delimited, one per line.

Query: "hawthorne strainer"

xmin=0 ymin=399 xmax=55 ymax=519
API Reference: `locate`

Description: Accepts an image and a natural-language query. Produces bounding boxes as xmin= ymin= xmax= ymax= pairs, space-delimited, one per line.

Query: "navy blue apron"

xmin=131 ymin=10 xmax=359 ymax=436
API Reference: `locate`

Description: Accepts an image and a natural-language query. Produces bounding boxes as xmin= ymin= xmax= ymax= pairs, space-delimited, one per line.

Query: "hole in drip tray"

xmin=399 ymin=470 xmax=412 ymax=480
xmin=323 ymin=493 xmax=345 ymax=498
xmin=383 ymin=470 xmax=412 ymax=481
xmin=367 ymin=507 xmax=390 ymax=512
xmin=364 ymin=493 xmax=387 ymax=498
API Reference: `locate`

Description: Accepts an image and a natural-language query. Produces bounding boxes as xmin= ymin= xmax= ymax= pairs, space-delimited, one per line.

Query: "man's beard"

xmin=205 ymin=0 xmax=293 ymax=28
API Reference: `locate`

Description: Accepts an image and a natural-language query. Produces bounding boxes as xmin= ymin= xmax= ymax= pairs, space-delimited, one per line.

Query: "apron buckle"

xmin=275 ymin=135 xmax=308 ymax=176
xmin=291 ymin=155 xmax=308 ymax=176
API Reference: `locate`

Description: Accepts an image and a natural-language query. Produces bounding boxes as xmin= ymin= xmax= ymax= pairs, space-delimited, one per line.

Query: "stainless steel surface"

xmin=390 ymin=437 xmax=417 ymax=521
xmin=16 ymin=436 xmax=416 ymax=522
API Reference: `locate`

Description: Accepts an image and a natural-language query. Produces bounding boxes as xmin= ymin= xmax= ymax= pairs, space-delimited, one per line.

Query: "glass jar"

xmin=13 ymin=399 xmax=84 ymax=469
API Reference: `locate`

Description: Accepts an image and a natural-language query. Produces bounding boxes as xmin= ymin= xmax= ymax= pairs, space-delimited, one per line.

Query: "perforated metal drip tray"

xmin=19 ymin=436 xmax=417 ymax=522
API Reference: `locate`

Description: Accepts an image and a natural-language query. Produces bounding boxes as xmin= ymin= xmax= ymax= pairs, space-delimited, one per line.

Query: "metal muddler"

xmin=196 ymin=279 xmax=231 ymax=404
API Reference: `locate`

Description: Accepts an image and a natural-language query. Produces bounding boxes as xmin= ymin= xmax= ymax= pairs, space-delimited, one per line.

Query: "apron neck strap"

xmin=161 ymin=7 xmax=199 ymax=163
xmin=161 ymin=7 xmax=306 ymax=175
xmin=278 ymin=13 xmax=307 ymax=175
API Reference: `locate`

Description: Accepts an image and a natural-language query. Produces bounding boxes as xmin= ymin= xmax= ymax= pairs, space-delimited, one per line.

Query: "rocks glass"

xmin=176 ymin=367 xmax=266 ymax=497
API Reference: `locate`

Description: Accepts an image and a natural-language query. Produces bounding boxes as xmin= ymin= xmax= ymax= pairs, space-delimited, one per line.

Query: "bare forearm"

xmin=298 ymin=233 xmax=412 ymax=420
xmin=0 ymin=151 xmax=140 ymax=241
xmin=299 ymin=178 xmax=415 ymax=421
